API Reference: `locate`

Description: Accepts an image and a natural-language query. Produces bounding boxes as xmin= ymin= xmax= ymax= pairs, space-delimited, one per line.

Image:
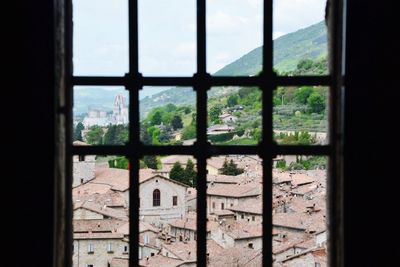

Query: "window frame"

xmin=152 ymin=189 xmax=160 ymax=207
xmin=64 ymin=0 xmax=345 ymax=267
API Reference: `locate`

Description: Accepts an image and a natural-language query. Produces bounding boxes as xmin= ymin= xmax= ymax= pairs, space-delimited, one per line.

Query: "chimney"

xmin=187 ymin=251 xmax=191 ymax=259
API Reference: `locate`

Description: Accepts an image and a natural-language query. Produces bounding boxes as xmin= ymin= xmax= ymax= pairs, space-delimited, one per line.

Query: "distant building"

xmin=72 ymin=141 xmax=95 ymax=187
xmin=82 ymin=94 xmax=128 ymax=128
xmin=219 ymin=113 xmax=238 ymax=124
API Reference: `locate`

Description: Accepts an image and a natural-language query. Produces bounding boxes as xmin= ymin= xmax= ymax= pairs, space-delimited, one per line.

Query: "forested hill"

xmin=214 ymin=20 xmax=327 ymax=76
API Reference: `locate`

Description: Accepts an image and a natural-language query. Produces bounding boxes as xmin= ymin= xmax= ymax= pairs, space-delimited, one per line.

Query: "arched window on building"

xmin=153 ymin=189 xmax=160 ymax=207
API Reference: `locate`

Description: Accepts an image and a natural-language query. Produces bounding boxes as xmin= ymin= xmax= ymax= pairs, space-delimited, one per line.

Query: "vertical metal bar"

xmin=262 ymin=0 xmax=274 ymax=266
xmin=328 ymin=0 xmax=344 ymax=267
xmin=128 ymin=0 xmax=140 ymax=266
xmin=197 ymin=0 xmax=206 ymax=75
xmin=196 ymin=0 xmax=208 ymax=265
xmin=65 ymin=0 xmax=73 ymax=266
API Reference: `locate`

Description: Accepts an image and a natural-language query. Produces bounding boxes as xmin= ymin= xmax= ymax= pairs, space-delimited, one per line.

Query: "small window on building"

xmin=107 ymin=243 xmax=113 ymax=253
xmin=173 ymin=196 xmax=178 ymax=206
xmin=252 ymin=216 xmax=255 ymax=221
xmin=79 ymin=155 xmax=85 ymax=161
xmin=151 ymin=252 xmax=155 ymax=256
xmin=87 ymin=265 xmax=93 ymax=267
xmin=88 ymin=243 xmax=94 ymax=253
xmin=221 ymin=203 xmax=224 ymax=210
xmin=230 ymin=203 xmax=233 ymax=207
xmin=212 ymin=202 xmax=215 ymax=209
xmin=144 ymin=235 xmax=149 ymax=244
xmin=153 ymin=189 xmax=160 ymax=206
xmin=241 ymin=214 xmax=244 ymax=219
xmin=248 ymin=243 xmax=254 ymax=249
xmin=123 ymin=245 xmax=128 ymax=254
xmin=194 ymin=233 xmax=197 ymax=241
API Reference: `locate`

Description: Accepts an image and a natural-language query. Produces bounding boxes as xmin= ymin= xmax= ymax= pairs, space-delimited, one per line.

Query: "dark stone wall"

xmin=7 ymin=0 xmax=400 ymax=266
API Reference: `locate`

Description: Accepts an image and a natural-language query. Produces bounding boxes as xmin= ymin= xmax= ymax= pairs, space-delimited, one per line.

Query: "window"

xmin=153 ymin=189 xmax=160 ymax=207
xmin=151 ymin=252 xmax=155 ymax=256
xmin=241 ymin=214 xmax=244 ymax=219
xmin=144 ymin=235 xmax=149 ymax=245
xmin=123 ymin=245 xmax=128 ymax=254
xmin=87 ymin=265 xmax=93 ymax=267
xmin=107 ymin=243 xmax=113 ymax=253
xmin=173 ymin=196 xmax=178 ymax=206
xmin=88 ymin=243 xmax=94 ymax=254
xmin=248 ymin=243 xmax=254 ymax=249
xmin=78 ymin=155 xmax=85 ymax=161
xmin=67 ymin=0 xmax=344 ymax=266
xmin=252 ymin=216 xmax=255 ymax=222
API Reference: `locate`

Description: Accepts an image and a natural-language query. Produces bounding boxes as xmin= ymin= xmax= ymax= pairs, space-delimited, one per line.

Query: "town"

xmin=72 ymin=142 xmax=327 ymax=266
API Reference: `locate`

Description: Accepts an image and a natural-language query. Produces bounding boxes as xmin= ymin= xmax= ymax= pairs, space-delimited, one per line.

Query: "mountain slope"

xmin=214 ymin=20 xmax=327 ymax=76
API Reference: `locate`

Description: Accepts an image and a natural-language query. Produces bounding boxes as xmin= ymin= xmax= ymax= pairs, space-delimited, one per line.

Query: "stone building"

xmin=72 ymin=141 xmax=95 ymax=187
xmin=72 ymin=219 xmax=129 ymax=267
xmin=139 ymin=174 xmax=188 ymax=225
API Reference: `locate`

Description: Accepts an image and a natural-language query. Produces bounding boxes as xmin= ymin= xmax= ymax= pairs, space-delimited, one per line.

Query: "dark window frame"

xmin=153 ymin=189 xmax=160 ymax=207
xmin=172 ymin=195 xmax=178 ymax=206
xmin=64 ymin=1 xmax=345 ymax=266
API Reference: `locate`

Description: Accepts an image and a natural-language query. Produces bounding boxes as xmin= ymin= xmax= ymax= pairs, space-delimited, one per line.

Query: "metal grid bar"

xmin=127 ymin=0 xmax=140 ymax=266
xmin=66 ymin=0 xmax=343 ymax=266
xmin=72 ymin=75 xmax=331 ymax=87
xmin=262 ymin=0 xmax=274 ymax=265
xmin=195 ymin=0 xmax=208 ymax=266
xmin=72 ymin=144 xmax=332 ymax=157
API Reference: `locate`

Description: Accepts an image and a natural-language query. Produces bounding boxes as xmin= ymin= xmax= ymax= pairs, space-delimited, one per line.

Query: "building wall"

xmin=234 ymin=237 xmax=263 ymax=250
xmin=73 ymin=238 xmax=128 ymax=267
xmin=73 ymin=208 xmax=103 ymax=220
xmin=282 ymin=253 xmax=321 ymax=267
xmin=234 ymin=211 xmax=262 ymax=224
xmin=207 ymin=165 xmax=219 ymax=175
xmin=170 ymin=227 xmax=196 ymax=241
xmin=207 ymin=195 xmax=259 ymax=215
xmin=139 ymin=177 xmax=187 ymax=224
xmin=139 ymin=245 xmax=160 ymax=260
xmin=316 ymin=231 xmax=327 ymax=246
xmin=72 ymin=155 xmax=96 ymax=187
xmin=211 ymin=227 xmax=235 ymax=248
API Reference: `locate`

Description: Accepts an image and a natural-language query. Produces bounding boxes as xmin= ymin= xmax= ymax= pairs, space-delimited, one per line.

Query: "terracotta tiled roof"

xmin=74 ymin=200 xmax=128 ymax=220
xmin=139 ymin=255 xmax=183 ymax=267
xmin=110 ymin=257 xmax=129 ymax=267
xmin=74 ymin=232 xmax=125 ymax=240
xmin=221 ymin=222 xmax=263 ymax=239
xmin=228 ymin=200 xmax=262 ymax=215
xmin=208 ymin=247 xmax=262 ymax=267
xmin=73 ymin=219 xmax=125 ymax=233
xmin=162 ymin=240 xmax=197 ymax=262
xmin=207 ymin=183 xmax=261 ymax=198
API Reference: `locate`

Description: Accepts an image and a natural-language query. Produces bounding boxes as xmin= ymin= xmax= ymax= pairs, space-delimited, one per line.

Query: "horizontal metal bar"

xmin=276 ymin=76 xmax=332 ymax=86
xmin=72 ymin=143 xmax=332 ymax=156
xmin=275 ymin=145 xmax=332 ymax=155
xmin=72 ymin=145 xmax=127 ymax=155
xmin=72 ymin=76 xmax=125 ymax=86
xmin=72 ymin=75 xmax=332 ymax=87
xmin=142 ymin=77 xmax=193 ymax=86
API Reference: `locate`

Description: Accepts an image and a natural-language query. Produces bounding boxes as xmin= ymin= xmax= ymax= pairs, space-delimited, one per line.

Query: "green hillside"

xmin=214 ymin=20 xmax=327 ymax=76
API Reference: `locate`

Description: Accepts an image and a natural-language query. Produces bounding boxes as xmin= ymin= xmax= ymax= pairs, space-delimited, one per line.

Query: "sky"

xmin=73 ymin=0 xmax=326 ymax=78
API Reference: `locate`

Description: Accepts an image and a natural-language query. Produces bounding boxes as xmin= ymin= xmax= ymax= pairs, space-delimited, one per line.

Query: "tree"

xmin=294 ymin=86 xmax=314 ymax=104
xmin=171 ymin=115 xmax=183 ymax=130
xmin=184 ymin=159 xmax=197 ymax=186
xmin=143 ymin=155 xmax=158 ymax=169
xmin=151 ymin=111 xmax=162 ymax=125
xmin=209 ymin=104 xmax=222 ymax=124
xmin=227 ymin=94 xmax=239 ymax=107
xmin=85 ymin=126 xmax=103 ymax=145
xmin=74 ymin=122 xmax=84 ymax=141
xmin=307 ymin=92 xmax=325 ymax=113
xmin=103 ymin=125 xmax=128 ymax=145
xmin=169 ymin=162 xmax=186 ymax=184
xmin=182 ymin=124 xmax=196 ymax=139
xmin=220 ymin=159 xmax=244 ymax=176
